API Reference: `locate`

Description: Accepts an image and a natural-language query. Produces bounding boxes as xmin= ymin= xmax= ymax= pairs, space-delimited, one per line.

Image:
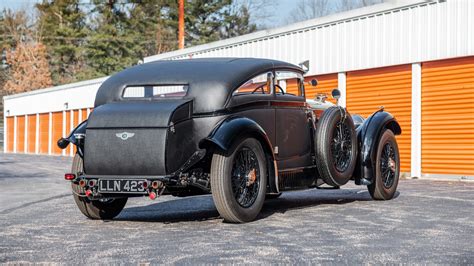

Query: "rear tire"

xmin=71 ymin=154 xmax=127 ymax=220
xmin=315 ymin=107 xmax=357 ymax=186
xmin=211 ymin=138 xmax=267 ymax=223
xmin=368 ymin=130 xmax=400 ymax=200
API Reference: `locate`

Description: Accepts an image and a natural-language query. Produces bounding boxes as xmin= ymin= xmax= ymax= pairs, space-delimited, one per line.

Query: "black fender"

xmin=201 ymin=116 xmax=279 ymax=193
xmin=354 ymin=110 xmax=401 ymax=185
xmin=57 ymin=120 xmax=87 ymax=157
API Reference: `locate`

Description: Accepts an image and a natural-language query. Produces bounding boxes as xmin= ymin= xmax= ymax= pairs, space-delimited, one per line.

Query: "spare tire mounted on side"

xmin=315 ymin=106 xmax=358 ymax=187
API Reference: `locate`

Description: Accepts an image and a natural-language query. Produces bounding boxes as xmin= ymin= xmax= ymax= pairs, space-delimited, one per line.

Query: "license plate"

xmin=98 ymin=179 xmax=147 ymax=193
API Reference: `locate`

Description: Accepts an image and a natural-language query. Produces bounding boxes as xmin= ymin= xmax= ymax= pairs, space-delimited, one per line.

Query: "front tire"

xmin=368 ymin=130 xmax=400 ymax=200
xmin=211 ymin=138 xmax=267 ymax=223
xmin=71 ymin=154 xmax=127 ymax=220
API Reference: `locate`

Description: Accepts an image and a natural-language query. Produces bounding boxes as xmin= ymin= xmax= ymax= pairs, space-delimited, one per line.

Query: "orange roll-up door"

xmin=6 ymin=117 xmax=14 ymax=152
xmin=81 ymin=109 xmax=88 ymax=122
xmin=421 ymin=56 xmax=474 ymax=176
xmin=38 ymin=113 xmax=49 ymax=154
xmin=305 ymin=74 xmax=338 ymax=103
xmin=16 ymin=116 xmax=25 ymax=153
xmin=27 ymin=115 xmax=36 ymax=153
xmin=346 ymin=65 xmax=412 ymax=173
xmin=51 ymin=112 xmax=63 ymax=155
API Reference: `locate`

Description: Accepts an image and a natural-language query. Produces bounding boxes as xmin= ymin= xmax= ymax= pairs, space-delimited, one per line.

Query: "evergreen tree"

xmin=85 ymin=0 xmax=137 ymax=77
xmin=36 ymin=0 xmax=88 ymax=85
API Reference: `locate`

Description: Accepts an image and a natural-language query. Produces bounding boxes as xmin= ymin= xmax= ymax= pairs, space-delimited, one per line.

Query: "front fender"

xmin=201 ymin=116 xmax=279 ymax=193
xmin=57 ymin=120 xmax=88 ymax=157
xmin=355 ymin=110 xmax=401 ymax=184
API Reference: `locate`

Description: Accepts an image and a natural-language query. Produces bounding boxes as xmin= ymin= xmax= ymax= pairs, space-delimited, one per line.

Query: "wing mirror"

xmin=331 ymin=88 xmax=341 ymax=105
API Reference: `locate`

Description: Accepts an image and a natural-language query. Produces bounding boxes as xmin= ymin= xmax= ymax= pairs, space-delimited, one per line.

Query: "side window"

xmin=275 ymin=71 xmax=304 ymax=97
xmin=233 ymin=72 xmax=273 ymax=95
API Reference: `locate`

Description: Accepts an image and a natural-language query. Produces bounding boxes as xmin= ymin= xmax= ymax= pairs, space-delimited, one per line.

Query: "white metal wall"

xmin=145 ymin=0 xmax=473 ymax=76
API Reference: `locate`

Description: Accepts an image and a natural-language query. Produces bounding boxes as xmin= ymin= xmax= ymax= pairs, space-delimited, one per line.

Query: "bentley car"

xmin=58 ymin=58 xmax=401 ymax=223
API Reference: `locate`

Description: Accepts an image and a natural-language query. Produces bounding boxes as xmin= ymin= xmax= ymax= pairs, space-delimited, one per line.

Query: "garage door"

xmin=346 ymin=65 xmax=412 ymax=173
xmin=305 ymin=74 xmax=338 ymax=103
xmin=51 ymin=112 xmax=63 ymax=155
xmin=39 ymin=113 xmax=49 ymax=154
xmin=27 ymin=114 xmax=36 ymax=153
xmin=421 ymin=56 xmax=474 ymax=176
xmin=16 ymin=116 xmax=25 ymax=153
xmin=6 ymin=117 xmax=14 ymax=152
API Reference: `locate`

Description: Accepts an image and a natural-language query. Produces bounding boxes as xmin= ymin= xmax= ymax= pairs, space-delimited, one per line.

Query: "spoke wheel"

xmin=331 ymin=120 xmax=353 ymax=172
xmin=211 ymin=138 xmax=267 ymax=223
xmin=368 ymin=130 xmax=400 ymax=200
xmin=380 ymin=143 xmax=396 ymax=189
xmin=315 ymin=107 xmax=358 ymax=187
xmin=231 ymin=148 xmax=260 ymax=208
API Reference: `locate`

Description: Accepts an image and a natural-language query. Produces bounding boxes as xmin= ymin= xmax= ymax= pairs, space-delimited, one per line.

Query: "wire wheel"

xmin=380 ymin=142 xmax=397 ymax=189
xmin=331 ymin=120 xmax=353 ymax=172
xmin=231 ymin=147 xmax=260 ymax=208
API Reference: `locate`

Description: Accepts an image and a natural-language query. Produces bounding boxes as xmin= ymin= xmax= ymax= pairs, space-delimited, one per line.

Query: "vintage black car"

xmin=58 ymin=58 xmax=401 ymax=223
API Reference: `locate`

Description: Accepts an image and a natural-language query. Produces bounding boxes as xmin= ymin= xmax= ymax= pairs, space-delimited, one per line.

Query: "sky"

xmin=0 ymin=0 xmax=297 ymax=29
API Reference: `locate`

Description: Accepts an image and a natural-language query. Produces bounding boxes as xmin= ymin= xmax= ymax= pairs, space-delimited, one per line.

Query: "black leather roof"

xmin=94 ymin=58 xmax=302 ymax=113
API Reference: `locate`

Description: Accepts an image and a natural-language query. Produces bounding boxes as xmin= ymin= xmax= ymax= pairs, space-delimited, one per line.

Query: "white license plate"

xmin=98 ymin=179 xmax=147 ymax=193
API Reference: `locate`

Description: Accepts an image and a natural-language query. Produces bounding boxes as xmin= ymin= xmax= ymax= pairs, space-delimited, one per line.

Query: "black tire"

xmin=71 ymin=154 xmax=127 ymax=220
xmin=368 ymin=130 xmax=400 ymax=200
xmin=315 ymin=107 xmax=358 ymax=186
xmin=211 ymin=138 xmax=267 ymax=223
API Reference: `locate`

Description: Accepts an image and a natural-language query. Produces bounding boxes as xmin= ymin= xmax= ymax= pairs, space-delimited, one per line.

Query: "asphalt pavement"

xmin=0 ymin=153 xmax=473 ymax=264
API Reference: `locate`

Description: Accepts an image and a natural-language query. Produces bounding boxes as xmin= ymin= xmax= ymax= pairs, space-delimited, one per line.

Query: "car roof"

xmin=94 ymin=58 xmax=302 ymax=113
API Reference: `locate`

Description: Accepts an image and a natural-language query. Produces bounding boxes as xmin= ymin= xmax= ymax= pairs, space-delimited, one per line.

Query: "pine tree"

xmin=85 ymin=0 xmax=137 ymax=77
xmin=36 ymin=0 xmax=88 ymax=85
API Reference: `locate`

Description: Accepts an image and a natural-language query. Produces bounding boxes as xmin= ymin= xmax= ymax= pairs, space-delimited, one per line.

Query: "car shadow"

xmin=116 ymin=188 xmax=396 ymax=223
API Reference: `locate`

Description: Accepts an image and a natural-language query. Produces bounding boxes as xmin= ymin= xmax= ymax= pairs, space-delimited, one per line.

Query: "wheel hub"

xmin=246 ymin=169 xmax=257 ymax=186
xmin=388 ymin=157 xmax=396 ymax=172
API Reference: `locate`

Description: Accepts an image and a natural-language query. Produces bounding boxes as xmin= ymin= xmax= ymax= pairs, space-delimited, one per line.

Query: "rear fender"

xmin=201 ymin=116 xmax=279 ymax=193
xmin=57 ymin=120 xmax=87 ymax=157
xmin=354 ymin=110 xmax=401 ymax=184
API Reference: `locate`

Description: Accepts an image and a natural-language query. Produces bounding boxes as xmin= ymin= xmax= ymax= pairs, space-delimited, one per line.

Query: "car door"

xmin=274 ymin=70 xmax=313 ymax=170
xmin=227 ymin=72 xmax=276 ymax=148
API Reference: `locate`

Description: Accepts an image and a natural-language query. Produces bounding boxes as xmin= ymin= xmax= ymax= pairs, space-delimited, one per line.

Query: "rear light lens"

xmin=79 ymin=180 xmax=87 ymax=187
xmin=64 ymin=173 xmax=76 ymax=181
xmin=88 ymin=180 xmax=97 ymax=187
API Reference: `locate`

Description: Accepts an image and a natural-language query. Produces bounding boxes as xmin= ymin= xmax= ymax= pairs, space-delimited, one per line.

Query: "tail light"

xmin=64 ymin=173 xmax=76 ymax=181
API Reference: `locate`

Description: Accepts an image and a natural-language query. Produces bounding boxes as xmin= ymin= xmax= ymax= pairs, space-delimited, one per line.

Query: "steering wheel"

xmin=251 ymin=85 xmax=266 ymax=94
xmin=275 ymin=84 xmax=285 ymax=94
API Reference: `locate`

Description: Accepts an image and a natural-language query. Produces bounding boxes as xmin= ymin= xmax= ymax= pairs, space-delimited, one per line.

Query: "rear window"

xmin=122 ymin=85 xmax=188 ymax=99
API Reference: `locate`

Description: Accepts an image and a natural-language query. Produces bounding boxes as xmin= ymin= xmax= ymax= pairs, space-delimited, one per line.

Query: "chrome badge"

xmin=116 ymin=132 xmax=135 ymax=141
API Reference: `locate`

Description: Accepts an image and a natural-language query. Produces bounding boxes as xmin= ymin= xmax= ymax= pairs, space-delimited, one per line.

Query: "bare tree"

xmin=287 ymin=0 xmax=332 ymax=23
xmin=337 ymin=0 xmax=384 ymax=12
xmin=286 ymin=0 xmax=384 ymax=24
xmin=234 ymin=0 xmax=275 ymax=30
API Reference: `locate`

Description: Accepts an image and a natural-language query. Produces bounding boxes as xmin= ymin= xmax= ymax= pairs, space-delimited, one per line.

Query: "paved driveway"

xmin=0 ymin=153 xmax=473 ymax=264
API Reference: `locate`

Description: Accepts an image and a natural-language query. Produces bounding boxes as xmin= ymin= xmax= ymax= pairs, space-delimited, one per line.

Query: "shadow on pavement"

xmin=117 ymin=188 xmax=388 ymax=223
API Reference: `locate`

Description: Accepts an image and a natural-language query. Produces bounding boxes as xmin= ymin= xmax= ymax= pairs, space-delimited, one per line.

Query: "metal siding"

xmin=27 ymin=115 xmax=36 ymax=153
xmin=51 ymin=112 xmax=63 ymax=155
xmin=38 ymin=113 xmax=49 ymax=154
xmin=143 ymin=1 xmax=472 ymax=79
xmin=16 ymin=116 xmax=25 ymax=153
xmin=421 ymin=56 xmax=474 ymax=176
xmin=346 ymin=65 xmax=412 ymax=173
